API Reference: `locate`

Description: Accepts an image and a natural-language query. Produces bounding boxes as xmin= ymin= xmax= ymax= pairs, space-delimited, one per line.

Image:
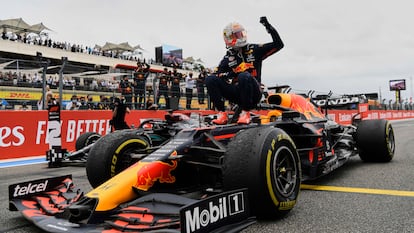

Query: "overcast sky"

xmin=4 ymin=0 xmax=414 ymax=100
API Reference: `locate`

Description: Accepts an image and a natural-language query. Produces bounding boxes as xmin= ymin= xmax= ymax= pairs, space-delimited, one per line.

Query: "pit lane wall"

xmin=1 ymin=109 xmax=413 ymax=160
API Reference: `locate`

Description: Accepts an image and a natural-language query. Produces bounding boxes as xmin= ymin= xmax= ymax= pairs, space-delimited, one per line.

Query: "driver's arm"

xmin=216 ymin=53 xmax=236 ymax=79
xmin=257 ymin=16 xmax=284 ymax=60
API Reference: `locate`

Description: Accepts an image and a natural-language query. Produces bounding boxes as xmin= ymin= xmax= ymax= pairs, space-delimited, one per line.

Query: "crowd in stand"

xmin=2 ymin=31 xmax=153 ymax=64
xmin=0 ymin=30 xmax=212 ymax=110
xmin=63 ymin=94 xmax=114 ymax=110
xmin=0 ymin=69 xmax=119 ymax=92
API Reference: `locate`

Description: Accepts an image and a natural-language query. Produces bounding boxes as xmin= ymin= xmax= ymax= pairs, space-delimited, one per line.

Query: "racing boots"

xmin=237 ymin=111 xmax=251 ymax=124
xmin=212 ymin=111 xmax=228 ymax=125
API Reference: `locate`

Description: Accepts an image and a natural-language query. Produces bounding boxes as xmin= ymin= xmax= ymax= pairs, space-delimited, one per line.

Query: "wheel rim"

xmin=114 ymin=148 xmax=135 ymax=175
xmin=273 ymin=146 xmax=298 ymax=198
xmin=112 ymin=139 xmax=149 ymax=177
xmin=86 ymin=135 xmax=100 ymax=146
xmin=387 ymin=127 xmax=395 ymax=154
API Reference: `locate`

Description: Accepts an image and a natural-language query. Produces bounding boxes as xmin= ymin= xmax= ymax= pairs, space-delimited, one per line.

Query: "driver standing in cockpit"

xmin=205 ymin=16 xmax=284 ymax=124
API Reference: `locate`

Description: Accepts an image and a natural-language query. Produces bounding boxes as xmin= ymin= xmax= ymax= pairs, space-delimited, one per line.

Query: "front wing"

xmin=9 ymin=175 xmax=255 ymax=233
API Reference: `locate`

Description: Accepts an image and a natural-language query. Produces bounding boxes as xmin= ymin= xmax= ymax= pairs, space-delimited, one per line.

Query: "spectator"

xmin=66 ymin=94 xmax=80 ymax=110
xmin=170 ymin=68 xmax=182 ymax=98
xmin=90 ymin=79 xmax=98 ymax=90
xmin=22 ymin=73 xmax=27 ymax=83
xmin=33 ymin=73 xmax=40 ymax=83
xmin=110 ymin=96 xmax=130 ymax=131
xmin=26 ymin=73 xmax=32 ymax=82
xmin=37 ymin=85 xmax=54 ymax=110
xmin=47 ymin=75 xmax=53 ymax=86
xmin=19 ymin=102 xmax=29 ymax=110
xmin=119 ymin=75 xmax=133 ymax=107
xmin=95 ymin=95 xmax=107 ymax=110
xmin=185 ymin=72 xmax=197 ymax=109
xmin=86 ymin=94 xmax=95 ymax=109
xmin=78 ymin=96 xmax=89 ymax=110
xmin=146 ymin=98 xmax=158 ymax=110
xmin=133 ymin=61 xmax=150 ymax=109
xmin=156 ymin=68 xmax=170 ymax=109
xmin=197 ymin=67 xmax=207 ymax=105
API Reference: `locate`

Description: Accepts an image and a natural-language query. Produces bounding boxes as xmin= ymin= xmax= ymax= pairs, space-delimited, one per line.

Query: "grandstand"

xmin=0 ymin=38 xmax=202 ymax=110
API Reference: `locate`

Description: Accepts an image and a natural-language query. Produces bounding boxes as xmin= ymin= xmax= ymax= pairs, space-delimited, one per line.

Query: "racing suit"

xmin=157 ymin=70 xmax=170 ymax=109
xmin=205 ymin=19 xmax=284 ymax=111
xmin=133 ymin=63 xmax=150 ymax=109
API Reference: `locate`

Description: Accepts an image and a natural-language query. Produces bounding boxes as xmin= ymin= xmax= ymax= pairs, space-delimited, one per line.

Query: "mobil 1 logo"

xmin=180 ymin=188 xmax=250 ymax=233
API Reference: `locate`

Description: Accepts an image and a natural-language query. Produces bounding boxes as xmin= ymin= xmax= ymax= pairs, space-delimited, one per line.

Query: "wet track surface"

xmin=1 ymin=119 xmax=413 ymax=233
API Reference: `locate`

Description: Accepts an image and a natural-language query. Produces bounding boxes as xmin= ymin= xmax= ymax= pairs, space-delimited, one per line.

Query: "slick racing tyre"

xmin=86 ymin=129 xmax=151 ymax=188
xmin=223 ymin=126 xmax=301 ymax=218
xmin=356 ymin=119 xmax=395 ymax=162
xmin=75 ymin=132 xmax=101 ymax=151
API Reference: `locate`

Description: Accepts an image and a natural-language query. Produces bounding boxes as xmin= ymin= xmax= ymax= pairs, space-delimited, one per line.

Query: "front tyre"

xmin=223 ymin=127 xmax=301 ymax=218
xmin=75 ymin=132 xmax=101 ymax=151
xmin=86 ymin=129 xmax=150 ymax=188
xmin=356 ymin=119 xmax=395 ymax=162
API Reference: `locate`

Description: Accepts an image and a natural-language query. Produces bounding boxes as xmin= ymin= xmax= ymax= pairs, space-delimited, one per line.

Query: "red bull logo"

xmin=233 ymin=62 xmax=254 ymax=73
xmin=289 ymin=94 xmax=325 ymax=120
xmin=135 ymin=160 xmax=178 ymax=191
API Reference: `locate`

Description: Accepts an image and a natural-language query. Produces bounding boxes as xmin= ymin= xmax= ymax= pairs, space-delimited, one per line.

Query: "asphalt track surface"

xmin=1 ymin=119 xmax=413 ymax=233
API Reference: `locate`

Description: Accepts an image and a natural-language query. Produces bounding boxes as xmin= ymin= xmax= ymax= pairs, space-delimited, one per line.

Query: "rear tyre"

xmin=75 ymin=132 xmax=101 ymax=151
xmin=356 ymin=119 xmax=395 ymax=162
xmin=86 ymin=129 xmax=150 ymax=188
xmin=223 ymin=126 xmax=301 ymax=218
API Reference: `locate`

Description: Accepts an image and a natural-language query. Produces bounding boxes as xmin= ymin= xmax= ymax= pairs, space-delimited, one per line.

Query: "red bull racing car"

xmin=9 ymin=92 xmax=395 ymax=233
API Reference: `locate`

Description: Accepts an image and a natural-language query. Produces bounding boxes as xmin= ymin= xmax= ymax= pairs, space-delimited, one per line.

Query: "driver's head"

xmin=223 ymin=22 xmax=247 ymax=48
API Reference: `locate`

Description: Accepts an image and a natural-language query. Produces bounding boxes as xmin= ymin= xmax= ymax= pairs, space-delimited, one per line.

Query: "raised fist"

xmin=260 ymin=16 xmax=270 ymax=27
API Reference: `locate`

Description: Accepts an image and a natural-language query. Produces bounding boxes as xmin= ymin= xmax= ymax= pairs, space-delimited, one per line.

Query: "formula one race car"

xmin=9 ymin=92 xmax=395 ymax=233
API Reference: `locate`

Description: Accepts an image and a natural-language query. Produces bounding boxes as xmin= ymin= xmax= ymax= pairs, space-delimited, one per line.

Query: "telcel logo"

xmin=185 ymin=197 xmax=227 ymax=232
xmin=13 ymin=180 xmax=48 ymax=197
